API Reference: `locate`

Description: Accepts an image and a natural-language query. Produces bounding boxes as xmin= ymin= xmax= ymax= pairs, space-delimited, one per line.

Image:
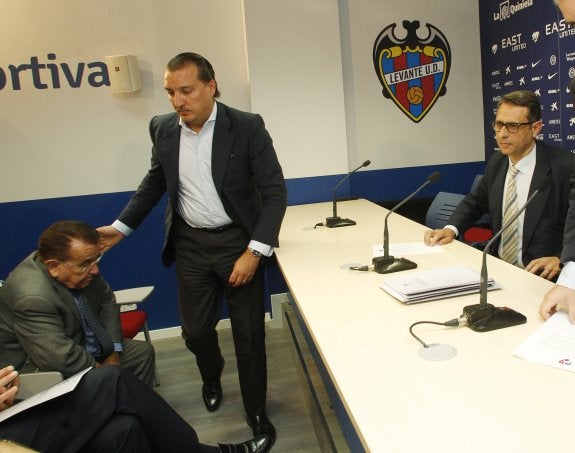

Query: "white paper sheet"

xmin=0 ymin=368 xmax=91 ymax=422
xmin=514 ymin=312 xmax=575 ymax=372
xmin=373 ymin=242 xmax=444 ymax=257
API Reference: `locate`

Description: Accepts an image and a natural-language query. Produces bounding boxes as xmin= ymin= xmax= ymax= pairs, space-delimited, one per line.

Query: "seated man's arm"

xmin=13 ymin=297 xmax=95 ymax=377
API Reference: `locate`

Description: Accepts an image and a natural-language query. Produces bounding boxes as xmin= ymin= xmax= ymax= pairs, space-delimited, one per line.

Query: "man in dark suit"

xmin=98 ymin=52 xmax=286 ymax=444
xmin=0 ymin=364 xmax=271 ymax=453
xmin=424 ymin=90 xmax=575 ymax=280
xmin=0 ymin=221 xmax=155 ymax=386
xmin=540 ymin=0 xmax=575 ymax=321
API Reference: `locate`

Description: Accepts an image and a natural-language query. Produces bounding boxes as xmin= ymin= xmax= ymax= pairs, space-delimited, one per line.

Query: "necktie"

xmin=500 ymin=164 xmax=520 ymax=266
xmin=73 ymin=292 xmax=114 ymax=360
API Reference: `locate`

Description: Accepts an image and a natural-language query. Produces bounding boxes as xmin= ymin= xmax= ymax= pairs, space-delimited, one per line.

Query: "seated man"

xmin=424 ymin=90 xmax=575 ymax=280
xmin=0 ymin=220 xmax=155 ymax=386
xmin=0 ymin=364 xmax=270 ymax=453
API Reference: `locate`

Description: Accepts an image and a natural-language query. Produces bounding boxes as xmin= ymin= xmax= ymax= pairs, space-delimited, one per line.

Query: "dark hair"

xmin=497 ymin=90 xmax=541 ymax=122
xmin=166 ymin=52 xmax=220 ymax=98
xmin=37 ymin=220 xmax=99 ymax=262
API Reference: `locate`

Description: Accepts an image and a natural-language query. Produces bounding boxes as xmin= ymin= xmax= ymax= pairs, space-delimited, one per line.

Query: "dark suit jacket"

xmin=561 ymin=173 xmax=575 ymax=263
xmin=0 ymin=253 xmax=122 ymax=376
xmin=449 ymin=142 xmax=575 ymax=266
xmin=117 ymin=102 xmax=287 ymax=266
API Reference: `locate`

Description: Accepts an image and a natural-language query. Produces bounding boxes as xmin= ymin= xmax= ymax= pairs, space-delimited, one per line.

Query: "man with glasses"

xmin=425 ymin=90 xmax=575 ymax=280
xmin=0 ymin=220 xmax=155 ymax=386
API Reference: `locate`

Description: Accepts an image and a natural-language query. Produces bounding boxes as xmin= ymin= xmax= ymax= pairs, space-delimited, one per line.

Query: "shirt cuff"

xmin=557 ymin=261 xmax=575 ymax=290
xmin=248 ymin=240 xmax=273 ymax=257
xmin=445 ymin=225 xmax=459 ymax=238
xmin=112 ymin=220 xmax=133 ymax=237
xmin=113 ymin=342 xmax=124 ymax=352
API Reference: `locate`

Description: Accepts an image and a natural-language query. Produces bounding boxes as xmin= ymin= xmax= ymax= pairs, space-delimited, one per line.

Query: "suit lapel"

xmin=211 ymin=103 xmax=234 ymax=192
xmin=523 ymin=145 xmax=550 ymax=249
xmin=158 ymin=116 xmax=181 ymax=206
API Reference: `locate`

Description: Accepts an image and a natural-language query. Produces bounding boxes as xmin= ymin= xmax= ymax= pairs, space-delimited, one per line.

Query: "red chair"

xmin=114 ymin=286 xmax=160 ymax=386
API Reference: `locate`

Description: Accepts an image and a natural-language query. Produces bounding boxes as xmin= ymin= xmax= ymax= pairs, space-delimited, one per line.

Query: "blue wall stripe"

xmin=0 ymin=162 xmax=485 ymax=330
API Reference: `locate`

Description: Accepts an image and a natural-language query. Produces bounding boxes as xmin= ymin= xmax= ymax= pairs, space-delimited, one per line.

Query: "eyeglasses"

xmin=63 ymin=252 xmax=103 ymax=274
xmin=492 ymin=121 xmax=533 ymax=133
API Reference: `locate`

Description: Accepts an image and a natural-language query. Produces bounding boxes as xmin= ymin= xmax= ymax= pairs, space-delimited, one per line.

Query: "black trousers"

xmin=0 ymin=366 xmax=219 ymax=453
xmin=173 ymin=215 xmax=267 ymax=416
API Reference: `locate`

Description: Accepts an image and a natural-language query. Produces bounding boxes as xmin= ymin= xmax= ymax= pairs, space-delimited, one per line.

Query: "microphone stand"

xmin=373 ymin=172 xmax=441 ymax=273
xmin=325 ymin=160 xmax=371 ymax=228
xmin=462 ymin=185 xmax=547 ymax=332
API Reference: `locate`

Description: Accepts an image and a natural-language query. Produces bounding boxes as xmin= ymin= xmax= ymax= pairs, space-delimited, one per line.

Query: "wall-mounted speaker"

xmin=105 ymin=55 xmax=142 ymax=93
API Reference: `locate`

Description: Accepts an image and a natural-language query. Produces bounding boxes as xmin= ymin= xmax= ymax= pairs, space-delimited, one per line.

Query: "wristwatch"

xmin=248 ymin=247 xmax=263 ymax=257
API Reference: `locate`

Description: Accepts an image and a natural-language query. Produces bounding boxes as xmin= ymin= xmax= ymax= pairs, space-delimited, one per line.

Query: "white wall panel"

xmin=244 ymin=0 xmax=350 ymax=178
xmin=0 ymin=0 xmax=250 ymax=202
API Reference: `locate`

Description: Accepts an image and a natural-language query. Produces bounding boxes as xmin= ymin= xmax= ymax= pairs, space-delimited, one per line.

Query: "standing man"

xmin=540 ymin=0 xmax=575 ymax=321
xmin=98 ymin=52 xmax=287 ymax=444
xmin=424 ymin=90 xmax=575 ymax=280
xmin=0 ymin=220 xmax=155 ymax=386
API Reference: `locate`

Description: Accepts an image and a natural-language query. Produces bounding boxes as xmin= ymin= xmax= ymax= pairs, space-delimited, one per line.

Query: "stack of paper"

xmin=380 ymin=266 xmax=499 ymax=304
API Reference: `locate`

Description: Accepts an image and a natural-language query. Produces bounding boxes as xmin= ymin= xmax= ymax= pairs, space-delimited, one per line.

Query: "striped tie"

xmin=500 ymin=164 xmax=520 ymax=266
xmin=73 ymin=292 xmax=114 ymax=360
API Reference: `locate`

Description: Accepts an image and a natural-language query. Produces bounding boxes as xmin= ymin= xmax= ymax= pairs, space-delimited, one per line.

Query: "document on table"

xmin=0 ymin=368 xmax=91 ymax=423
xmin=514 ymin=312 xmax=575 ymax=372
xmin=373 ymin=242 xmax=444 ymax=257
xmin=380 ymin=265 xmax=499 ymax=304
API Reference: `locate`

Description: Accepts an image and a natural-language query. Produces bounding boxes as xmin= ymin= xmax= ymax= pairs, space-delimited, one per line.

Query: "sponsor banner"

xmin=480 ymin=0 xmax=575 ymax=155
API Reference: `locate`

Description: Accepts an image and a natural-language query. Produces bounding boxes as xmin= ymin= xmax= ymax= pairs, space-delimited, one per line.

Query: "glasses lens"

xmin=493 ymin=121 xmax=503 ymax=131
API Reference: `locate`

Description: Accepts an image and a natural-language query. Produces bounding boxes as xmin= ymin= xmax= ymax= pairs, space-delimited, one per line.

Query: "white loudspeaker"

xmin=105 ymin=55 xmax=142 ymax=93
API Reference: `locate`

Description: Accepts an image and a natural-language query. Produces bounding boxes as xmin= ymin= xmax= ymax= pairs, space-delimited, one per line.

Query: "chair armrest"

xmin=113 ymin=286 xmax=155 ymax=305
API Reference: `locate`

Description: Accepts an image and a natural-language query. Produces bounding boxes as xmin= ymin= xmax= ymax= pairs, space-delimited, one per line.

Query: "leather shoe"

xmin=202 ymin=357 xmax=224 ymax=412
xmin=246 ymin=412 xmax=276 ymax=446
xmin=218 ymin=434 xmax=271 ymax=453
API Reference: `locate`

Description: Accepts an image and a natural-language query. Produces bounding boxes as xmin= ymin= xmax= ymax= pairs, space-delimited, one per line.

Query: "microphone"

xmin=324 ymin=160 xmax=371 ymax=228
xmin=463 ymin=176 xmax=551 ymax=332
xmin=373 ymin=171 xmax=441 ymax=273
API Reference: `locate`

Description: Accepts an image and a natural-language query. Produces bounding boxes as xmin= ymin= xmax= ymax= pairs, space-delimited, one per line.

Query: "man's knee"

xmin=88 ymin=414 xmax=151 ymax=453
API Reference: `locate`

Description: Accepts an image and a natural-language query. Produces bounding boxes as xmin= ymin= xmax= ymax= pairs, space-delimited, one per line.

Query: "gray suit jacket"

xmin=117 ymin=102 xmax=287 ymax=266
xmin=450 ymin=142 xmax=575 ymax=266
xmin=0 ymin=253 xmax=122 ymax=376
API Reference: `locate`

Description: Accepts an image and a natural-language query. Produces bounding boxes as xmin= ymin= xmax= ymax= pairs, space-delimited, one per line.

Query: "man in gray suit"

xmin=98 ymin=52 xmax=287 ymax=445
xmin=0 ymin=220 xmax=155 ymax=386
xmin=425 ymin=90 xmax=575 ymax=281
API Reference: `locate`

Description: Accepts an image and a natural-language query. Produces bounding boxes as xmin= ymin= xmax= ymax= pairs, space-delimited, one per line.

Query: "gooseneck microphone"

xmin=463 ymin=176 xmax=551 ymax=332
xmin=324 ymin=160 xmax=371 ymax=228
xmin=373 ymin=171 xmax=441 ymax=273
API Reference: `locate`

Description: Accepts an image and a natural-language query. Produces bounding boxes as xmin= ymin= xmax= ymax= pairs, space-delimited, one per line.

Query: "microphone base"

xmin=463 ymin=303 xmax=527 ymax=332
xmin=325 ymin=217 xmax=356 ymax=228
xmin=372 ymin=256 xmax=417 ymax=274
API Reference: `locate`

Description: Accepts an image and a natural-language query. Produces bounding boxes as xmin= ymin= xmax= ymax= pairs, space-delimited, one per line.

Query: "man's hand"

xmin=525 ymin=256 xmax=561 ymax=280
xmin=229 ymin=249 xmax=260 ymax=288
xmin=96 ymin=226 xmax=125 ymax=252
xmin=101 ymin=352 xmax=121 ymax=366
xmin=0 ymin=366 xmax=20 ymax=411
xmin=423 ymin=228 xmax=456 ymax=246
xmin=539 ymin=284 xmax=575 ymax=323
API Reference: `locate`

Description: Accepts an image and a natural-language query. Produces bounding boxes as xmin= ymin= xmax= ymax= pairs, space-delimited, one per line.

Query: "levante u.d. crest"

xmin=373 ymin=20 xmax=451 ymax=123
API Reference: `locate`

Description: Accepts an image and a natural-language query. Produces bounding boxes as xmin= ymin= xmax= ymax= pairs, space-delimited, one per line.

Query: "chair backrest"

xmin=425 ymin=192 xmax=465 ymax=230
xmin=471 ymin=174 xmax=483 ymax=193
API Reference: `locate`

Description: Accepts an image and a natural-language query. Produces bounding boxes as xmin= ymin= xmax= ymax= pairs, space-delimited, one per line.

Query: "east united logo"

xmin=373 ymin=20 xmax=451 ymax=123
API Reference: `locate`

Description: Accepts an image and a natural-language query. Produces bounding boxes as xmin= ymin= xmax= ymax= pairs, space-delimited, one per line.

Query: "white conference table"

xmin=274 ymin=199 xmax=570 ymax=453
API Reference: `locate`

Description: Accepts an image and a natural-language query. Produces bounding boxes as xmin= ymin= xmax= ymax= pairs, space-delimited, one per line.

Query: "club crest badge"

xmin=373 ymin=20 xmax=451 ymax=123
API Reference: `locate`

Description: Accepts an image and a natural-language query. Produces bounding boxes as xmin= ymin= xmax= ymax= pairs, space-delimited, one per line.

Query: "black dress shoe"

xmin=246 ymin=412 xmax=276 ymax=446
xmin=202 ymin=357 xmax=224 ymax=412
xmin=218 ymin=434 xmax=271 ymax=453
